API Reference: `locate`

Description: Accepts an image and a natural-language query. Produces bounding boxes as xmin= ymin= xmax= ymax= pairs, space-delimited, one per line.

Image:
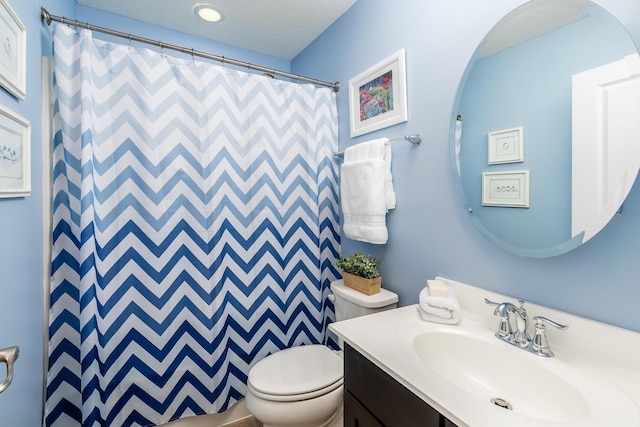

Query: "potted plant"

xmin=335 ymin=252 xmax=381 ymax=295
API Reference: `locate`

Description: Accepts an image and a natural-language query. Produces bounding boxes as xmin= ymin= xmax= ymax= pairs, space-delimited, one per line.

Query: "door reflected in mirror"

xmin=451 ymin=0 xmax=640 ymax=258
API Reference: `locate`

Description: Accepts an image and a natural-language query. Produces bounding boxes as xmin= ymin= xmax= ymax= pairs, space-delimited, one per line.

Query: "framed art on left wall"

xmin=0 ymin=0 xmax=26 ymax=100
xmin=0 ymin=104 xmax=30 ymax=197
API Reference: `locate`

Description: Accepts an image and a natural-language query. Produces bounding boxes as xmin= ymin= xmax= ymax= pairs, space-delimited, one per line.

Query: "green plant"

xmin=335 ymin=252 xmax=381 ymax=279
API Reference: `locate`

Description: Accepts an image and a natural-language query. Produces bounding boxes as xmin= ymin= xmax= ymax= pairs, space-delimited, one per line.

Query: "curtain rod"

xmin=40 ymin=7 xmax=340 ymax=92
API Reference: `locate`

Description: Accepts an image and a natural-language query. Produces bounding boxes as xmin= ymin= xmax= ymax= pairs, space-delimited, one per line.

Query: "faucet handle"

xmin=484 ymin=298 xmax=500 ymax=306
xmin=531 ymin=316 xmax=568 ymax=357
xmin=533 ymin=316 xmax=568 ymax=330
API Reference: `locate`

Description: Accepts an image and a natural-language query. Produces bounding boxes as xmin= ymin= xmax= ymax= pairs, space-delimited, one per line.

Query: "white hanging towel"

xmin=341 ymin=138 xmax=395 ymax=244
xmin=384 ymin=141 xmax=396 ymax=210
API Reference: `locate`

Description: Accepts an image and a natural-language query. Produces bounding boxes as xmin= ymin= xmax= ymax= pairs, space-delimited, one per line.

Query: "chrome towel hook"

xmin=0 ymin=346 xmax=19 ymax=394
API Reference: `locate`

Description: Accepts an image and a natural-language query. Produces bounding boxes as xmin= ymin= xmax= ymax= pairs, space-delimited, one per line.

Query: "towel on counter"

xmin=418 ymin=283 xmax=461 ymax=325
xmin=341 ymin=138 xmax=394 ymax=244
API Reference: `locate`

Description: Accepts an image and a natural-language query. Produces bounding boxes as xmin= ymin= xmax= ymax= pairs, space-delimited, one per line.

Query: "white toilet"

xmin=245 ymin=280 xmax=398 ymax=427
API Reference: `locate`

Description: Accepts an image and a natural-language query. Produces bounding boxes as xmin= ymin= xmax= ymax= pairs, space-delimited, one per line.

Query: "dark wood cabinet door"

xmin=344 ymin=391 xmax=384 ymax=427
xmin=344 ymin=344 xmax=442 ymax=427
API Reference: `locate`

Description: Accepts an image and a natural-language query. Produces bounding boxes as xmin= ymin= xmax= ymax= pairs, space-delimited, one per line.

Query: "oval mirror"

xmin=451 ymin=0 xmax=640 ymax=258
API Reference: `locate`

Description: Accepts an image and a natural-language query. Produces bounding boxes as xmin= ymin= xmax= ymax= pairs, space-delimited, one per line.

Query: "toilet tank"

xmin=330 ymin=280 xmax=398 ymax=322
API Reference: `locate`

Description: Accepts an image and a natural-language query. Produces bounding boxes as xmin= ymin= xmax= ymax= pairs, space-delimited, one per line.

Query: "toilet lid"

xmin=248 ymin=345 xmax=343 ymax=397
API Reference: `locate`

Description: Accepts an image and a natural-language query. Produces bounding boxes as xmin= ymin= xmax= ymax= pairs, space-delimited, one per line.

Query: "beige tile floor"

xmin=162 ymin=399 xmax=261 ymax=427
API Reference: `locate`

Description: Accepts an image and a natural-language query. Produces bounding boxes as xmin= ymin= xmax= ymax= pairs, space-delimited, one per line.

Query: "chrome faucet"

xmin=484 ymin=298 xmax=567 ymax=357
xmin=492 ymin=300 xmax=530 ymax=347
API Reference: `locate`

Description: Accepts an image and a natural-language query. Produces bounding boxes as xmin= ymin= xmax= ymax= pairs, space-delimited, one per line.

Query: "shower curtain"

xmin=45 ymin=24 xmax=340 ymax=427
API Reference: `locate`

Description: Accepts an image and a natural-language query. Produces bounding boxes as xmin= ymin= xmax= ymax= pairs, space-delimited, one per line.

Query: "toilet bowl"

xmin=245 ymin=280 xmax=398 ymax=427
xmin=245 ymin=344 xmax=344 ymax=427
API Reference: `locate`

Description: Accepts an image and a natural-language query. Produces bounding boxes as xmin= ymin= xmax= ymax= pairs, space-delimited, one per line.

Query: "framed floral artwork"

xmin=348 ymin=49 xmax=408 ymax=137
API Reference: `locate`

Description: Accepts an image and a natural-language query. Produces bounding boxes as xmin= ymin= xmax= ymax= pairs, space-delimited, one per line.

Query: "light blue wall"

xmin=0 ymin=1 xmax=76 ymax=425
xmin=0 ymin=2 xmax=289 ymax=425
xmin=292 ymin=0 xmax=640 ymax=333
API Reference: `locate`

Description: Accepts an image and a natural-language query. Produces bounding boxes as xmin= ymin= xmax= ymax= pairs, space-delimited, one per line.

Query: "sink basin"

xmin=413 ymin=332 xmax=593 ymax=423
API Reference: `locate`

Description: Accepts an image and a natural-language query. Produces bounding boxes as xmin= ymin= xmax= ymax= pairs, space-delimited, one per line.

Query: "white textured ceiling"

xmin=76 ymin=0 xmax=357 ymax=60
xmin=478 ymin=0 xmax=594 ymax=59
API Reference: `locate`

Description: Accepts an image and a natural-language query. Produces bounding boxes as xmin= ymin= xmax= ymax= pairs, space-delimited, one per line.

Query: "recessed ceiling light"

xmin=194 ymin=4 xmax=225 ymax=23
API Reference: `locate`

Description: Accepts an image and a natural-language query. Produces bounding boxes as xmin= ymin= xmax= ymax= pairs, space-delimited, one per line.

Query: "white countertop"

xmin=329 ymin=277 xmax=640 ymax=427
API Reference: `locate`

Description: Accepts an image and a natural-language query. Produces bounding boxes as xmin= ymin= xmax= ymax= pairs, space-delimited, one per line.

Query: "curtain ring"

xmin=159 ymin=41 xmax=164 ymax=56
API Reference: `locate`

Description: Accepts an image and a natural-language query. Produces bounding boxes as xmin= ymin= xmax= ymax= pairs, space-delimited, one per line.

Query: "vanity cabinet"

xmin=344 ymin=344 xmax=458 ymax=427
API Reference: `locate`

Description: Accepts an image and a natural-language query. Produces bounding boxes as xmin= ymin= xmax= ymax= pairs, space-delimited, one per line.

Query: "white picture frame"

xmin=348 ymin=49 xmax=408 ymax=137
xmin=0 ymin=0 xmax=26 ymax=100
xmin=0 ymin=104 xmax=30 ymax=197
xmin=482 ymin=170 xmax=529 ymax=208
xmin=488 ymin=126 xmax=524 ymax=165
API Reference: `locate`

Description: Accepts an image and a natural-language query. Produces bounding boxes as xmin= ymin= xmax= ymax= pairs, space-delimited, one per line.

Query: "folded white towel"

xmin=343 ymin=138 xmax=386 ymax=163
xmin=418 ymin=285 xmax=461 ymax=325
xmin=341 ymin=138 xmax=393 ymax=244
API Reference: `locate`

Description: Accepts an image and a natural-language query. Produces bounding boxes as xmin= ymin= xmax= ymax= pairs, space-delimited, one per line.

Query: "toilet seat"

xmin=248 ymin=345 xmax=343 ymax=402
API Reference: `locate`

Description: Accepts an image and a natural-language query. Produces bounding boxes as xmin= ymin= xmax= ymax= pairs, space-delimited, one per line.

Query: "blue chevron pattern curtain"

xmin=45 ymin=24 xmax=339 ymax=427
